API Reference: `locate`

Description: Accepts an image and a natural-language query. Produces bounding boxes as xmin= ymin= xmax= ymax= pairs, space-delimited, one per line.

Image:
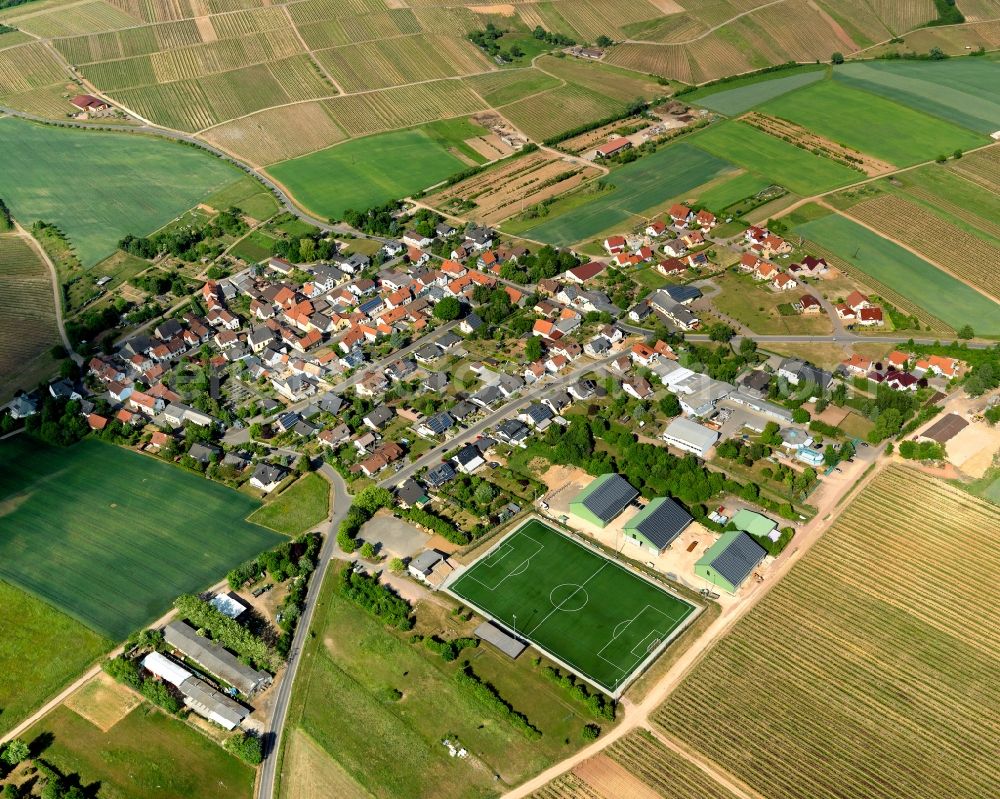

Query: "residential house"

xmin=772 ymin=273 xmax=797 ymax=292
xmin=668 ymin=204 xmax=694 ymax=228
xmin=363 ymin=404 xmax=394 ymax=431
xmin=797 ymin=294 xmax=822 ymax=314
xmin=454 ymin=443 xmax=485 ymax=474
xmin=603 ymin=235 xmax=626 ymax=255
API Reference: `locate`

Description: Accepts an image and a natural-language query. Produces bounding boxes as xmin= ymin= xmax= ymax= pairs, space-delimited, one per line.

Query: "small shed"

xmin=474 ymin=621 xmax=527 ymax=659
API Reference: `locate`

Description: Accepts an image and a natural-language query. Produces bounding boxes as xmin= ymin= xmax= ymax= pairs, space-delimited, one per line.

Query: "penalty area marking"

xmin=463 ymin=531 xmax=546 ymax=593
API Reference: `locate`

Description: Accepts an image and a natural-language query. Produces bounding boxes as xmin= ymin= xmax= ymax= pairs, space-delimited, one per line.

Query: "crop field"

xmin=9 ymin=0 xmax=138 ymax=37
xmin=948 ymin=145 xmax=1000 ymax=194
xmin=533 ymin=54 xmax=664 ymax=102
xmin=891 ymin=162 xmax=1000 ymax=241
xmin=833 ymin=59 xmax=1000 ymax=135
xmin=0 ymin=580 xmax=110 ymax=735
xmin=796 ymin=212 xmax=1000 ymax=335
xmin=0 ymin=40 xmax=66 ymax=97
xmin=531 ymin=729 xmax=740 ymax=799
xmin=516 ymin=142 xmax=733 ymax=245
xmin=845 ymin=194 xmax=1000 ymax=302
xmin=25 ymin=704 xmax=254 ymax=799
xmin=449 ymin=520 xmax=696 ymax=694
xmin=281 ymin=563 xmax=603 ymax=799
xmin=686 ymin=65 xmax=827 ymax=115
xmin=498 ymin=83 xmax=627 ymax=142
xmin=201 ymin=174 xmax=280 ymax=220
xmin=0 ymin=438 xmax=282 ymax=640
xmin=426 ymin=150 xmax=602 ymax=225
xmin=760 ymin=79 xmax=985 ymax=167
xmin=0 ymin=117 xmax=240 ymax=266
xmin=654 ymin=467 xmax=1000 ymax=799
xmin=690 ymin=120 xmax=859 ymax=195
xmin=268 ymin=126 xmax=470 ymax=219
xmin=464 ymin=68 xmax=561 ymax=107
xmin=0 ymin=233 xmax=61 ymax=399
xmin=690 ymin=171 xmax=773 ymax=211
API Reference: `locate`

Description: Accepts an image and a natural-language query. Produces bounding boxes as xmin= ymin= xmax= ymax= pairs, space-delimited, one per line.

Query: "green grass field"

xmin=688 ymin=66 xmax=827 ymax=115
xmin=248 ymin=472 xmax=330 ymax=535
xmin=201 ymin=174 xmax=280 ymax=221
xmin=0 ymin=438 xmax=283 ymax=640
xmin=464 ymin=68 xmax=562 ymax=106
xmin=689 ymin=120 xmax=861 ymax=195
xmin=449 ymin=520 xmax=696 ymax=694
xmin=795 ymin=214 xmax=1000 ymax=335
xmin=267 ymin=126 xmax=470 ymax=218
xmin=25 ymin=704 xmax=254 ymax=799
xmin=761 ymin=80 xmax=985 ymax=167
xmin=0 ymin=118 xmax=241 ymax=266
xmin=690 ymin=171 xmax=773 ymax=212
xmin=0 ymin=580 xmax=110 ymax=735
xmin=516 ymin=143 xmax=733 ymax=246
xmin=833 ymin=59 xmax=1000 ymax=135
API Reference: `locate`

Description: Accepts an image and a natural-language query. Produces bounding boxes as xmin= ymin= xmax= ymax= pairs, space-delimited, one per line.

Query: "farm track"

xmin=13 ymin=221 xmax=77 ymax=361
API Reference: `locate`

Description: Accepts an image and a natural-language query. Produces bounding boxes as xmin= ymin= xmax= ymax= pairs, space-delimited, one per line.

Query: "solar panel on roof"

xmin=711 ymin=533 xmax=766 ymax=588
xmin=583 ymin=475 xmax=639 ymax=523
xmin=632 ymin=499 xmax=692 ymax=549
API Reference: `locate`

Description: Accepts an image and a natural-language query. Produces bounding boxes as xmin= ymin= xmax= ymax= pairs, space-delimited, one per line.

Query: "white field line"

xmin=527 ymin=562 xmax=607 ymax=637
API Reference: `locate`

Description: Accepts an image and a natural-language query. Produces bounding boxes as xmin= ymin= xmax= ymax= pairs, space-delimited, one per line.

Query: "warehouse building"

xmin=164 ymin=620 xmax=271 ymax=696
xmin=570 ymin=473 xmax=639 ymax=528
xmin=622 ymin=497 xmax=693 ymax=555
xmin=141 ymin=651 xmax=249 ymax=730
xmin=695 ymin=531 xmax=767 ymax=594
xmin=661 ymin=417 xmax=719 ymax=458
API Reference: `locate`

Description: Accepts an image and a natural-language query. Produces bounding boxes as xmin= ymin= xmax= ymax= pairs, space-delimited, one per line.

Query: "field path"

xmin=624 ymin=0 xmax=789 ymax=44
xmin=0 ymin=577 xmax=227 ymax=746
xmin=815 ymin=198 xmax=1000 ymax=305
xmin=13 ymin=221 xmax=77 ymax=363
xmin=504 ymin=447 xmax=893 ymax=798
xmin=282 ymin=6 xmax=345 ymax=94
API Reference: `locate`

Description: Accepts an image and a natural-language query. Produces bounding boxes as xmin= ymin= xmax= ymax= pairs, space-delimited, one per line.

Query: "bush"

xmin=542 ymin=666 xmax=615 ymax=720
xmin=225 ymin=732 xmax=263 ymax=765
xmin=174 ymin=594 xmax=278 ymax=670
xmin=1 ymin=739 xmax=29 ymax=766
xmin=103 ymin=655 xmax=142 ymax=689
xmin=582 ymin=723 xmax=601 ymax=740
xmin=453 ymin=666 xmax=541 ymax=739
xmin=423 ymin=635 xmax=478 ymax=661
xmin=140 ymin=678 xmax=182 ymax=714
xmin=338 ymin=567 xmax=413 ymax=629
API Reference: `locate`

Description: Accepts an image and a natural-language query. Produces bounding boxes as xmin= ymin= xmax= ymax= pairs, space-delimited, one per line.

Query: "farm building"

xmin=695 ymin=531 xmax=767 ymax=594
xmin=731 ymin=509 xmax=778 ymax=541
xmin=595 ymin=138 xmax=632 ymax=159
xmin=164 ymin=620 xmax=271 ymax=696
xmin=209 ymin=592 xmax=249 ymax=619
xmin=661 ymin=417 xmax=719 ymax=458
xmin=141 ymin=651 xmax=249 ymax=730
xmin=570 ymin=473 xmax=639 ymax=528
xmin=622 ymin=497 xmax=693 ymax=554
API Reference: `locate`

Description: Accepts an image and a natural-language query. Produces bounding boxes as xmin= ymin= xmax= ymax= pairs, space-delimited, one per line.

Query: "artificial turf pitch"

xmin=449 ymin=520 xmax=695 ymax=694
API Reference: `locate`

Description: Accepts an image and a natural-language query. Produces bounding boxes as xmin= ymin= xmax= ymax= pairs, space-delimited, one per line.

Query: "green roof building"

xmin=695 ymin=531 xmax=767 ymax=594
xmin=622 ymin=497 xmax=692 ymax=554
xmin=569 ymin=473 xmax=638 ymax=528
xmin=731 ymin=509 xmax=777 ymax=539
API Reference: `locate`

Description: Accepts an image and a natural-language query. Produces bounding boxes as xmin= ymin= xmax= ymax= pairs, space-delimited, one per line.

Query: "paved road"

xmin=255 ymin=464 xmax=352 ymax=799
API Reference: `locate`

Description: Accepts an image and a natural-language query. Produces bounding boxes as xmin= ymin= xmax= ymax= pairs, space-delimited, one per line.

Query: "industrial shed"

xmin=695 ymin=531 xmax=767 ymax=594
xmin=661 ymin=417 xmax=719 ymax=458
xmin=569 ymin=473 xmax=639 ymax=528
xmin=622 ymin=497 xmax=693 ymax=554
xmin=164 ymin=620 xmax=271 ymax=696
xmin=181 ymin=677 xmax=248 ymax=730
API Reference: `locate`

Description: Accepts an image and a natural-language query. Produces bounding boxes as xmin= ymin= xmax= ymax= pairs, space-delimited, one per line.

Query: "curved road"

xmin=255 ymin=465 xmax=351 ymax=799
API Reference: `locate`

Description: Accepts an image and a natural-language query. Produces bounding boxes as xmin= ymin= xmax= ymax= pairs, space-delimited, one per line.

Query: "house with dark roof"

xmin=454 ymin=443 xmax=485 ymax=474
xmin=250 ymin=463 xmax=287 ymax=493
xmin=623 ymin=497 xmax=692 ymax=554
xmin=363 ymin=404 xmax=394 ymax=431
xmin=418 ymin=411 xmax=455 ymax=438
xmin=495 ymin=418 xmax=530 ymax=446
xmin=569 ymin=473 xmax=639 ymax=528
xmin=695 ymin=531 xmax=767 ymax=594
xmin=426 ymin=461 xmax=457 ymax=487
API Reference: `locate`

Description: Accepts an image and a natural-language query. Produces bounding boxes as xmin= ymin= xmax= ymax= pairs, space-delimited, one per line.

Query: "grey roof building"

xmin=474 ymin=621 xmax=527 ymax=659
xmin=164 ymin=620 xmax=271 ymax=695
xmin=622 ymin=497 xmax=692 ymax=552
xmin=569 ymin=473 xmax=639 ymax=527
xmin=426 ymin=461 xmax=457 ymax=487
xmin=696 ymin=532 xmax=767 ymax=593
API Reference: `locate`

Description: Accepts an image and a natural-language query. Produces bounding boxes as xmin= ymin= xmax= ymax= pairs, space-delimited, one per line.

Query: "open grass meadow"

xmin=653 ymin=467 xmax=1000 ymax=799
xmin=515 ymin=142 xmax=733 ymax=246
xmin=450 ymin=521 xmax=695 ymax=694
xmin=689 ymin=120 xmax=861 ymax=195
xmin=833 ymin=59 xmax=1000 ymax=135
xmin=686 ymin=65 xmax=828 ymax=115
xmin=795 ymin=213 xmax=1000 ymax=335
xmin=248 ymin=472 xmax=330 ymax=535
xmin=760 ymin=79 xmax=985 ymax=167
xmin=0 ymin=580 xmax=110 ymax=735
xmin=0 ymin=118 xmax=241 ymax=266
xmin=23 ymin=704 xmax=254 ymax=799
xmin=201 ymin=174 xmax=280 ymax=221
xmin=0 ymin=437 xmax=283 ymax=640
xmin=279 ymin=563 xmax=600 ymax=799
xmin=267 ymin=126 xmax=470 ymax=219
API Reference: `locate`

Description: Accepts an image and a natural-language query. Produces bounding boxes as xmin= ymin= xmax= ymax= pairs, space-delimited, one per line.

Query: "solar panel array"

xmin=583 ymin=474 xmax=639 ymax=523
xmin=711 ymin=533 xmax=767 ymax=588
xmin=632 ymin=498 xmax=693 ymax=549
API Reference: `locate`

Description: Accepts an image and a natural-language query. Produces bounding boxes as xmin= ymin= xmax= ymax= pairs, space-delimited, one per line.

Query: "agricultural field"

xmin=425 ymin=150 xmax=602 ymax=226
xmin=688 ymin=171 xmax=774 ymax=212
xmin=947 ymin=144 xmax=1000 ymax=193
xmin=844 ymin=194 xmax=1000 ymax=302
xmin=267 ymin=126 xmax=472 ymax=219
xmin=498 ymin=82 xmax=628 ymax=143
xmin=0 ymin=437 xmax=282 ymax=640
xmin=689 ymin=120 xmax=860 ymax=195
xmin=513 ymin=142 xmax=733 ymax=246
xmin=464 ymin=68 xmax=561 ymax=107
xmin=0 ymin=117 xmax=240 ymax=266
xmin=22 ymin=704 xmax=255 ymax=799
xmin=449 ymin=521 xmax=696 ymax=694
xmin=795 ymin=212 xmax=1000 ymax=335
xmin=201 ymin=174 xmax=280 ymax=221
xmin=531 ymin=729 xmax=740 ymax=799
xmin=885 ymin=162 xmax=1000 ymax=241
xmin=654 ymin=467 xmax=1000 ymax=799
xmin=834 ymin=59 xmax=1000 ymax=134
xmin=279 ymin=563 xmax=602 ymax=799
xmin=759 ymin=79 xmax=985 ymax=167
xmin=533 ymin=54 xmax=666 ymax=102
xmin=247 ymin=473 xmax=330 ymax=536
xmin=684 ymin=64 xmax=828 ymax=115
xmin=0 ymin=580 xmax=110 ymax=736
xmin=0 ymin=233 xmax=61 ymax=401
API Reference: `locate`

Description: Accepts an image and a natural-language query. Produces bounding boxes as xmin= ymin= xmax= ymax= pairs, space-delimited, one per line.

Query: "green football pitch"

xmin=449 ymin=520 xmax=696 ymax=694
